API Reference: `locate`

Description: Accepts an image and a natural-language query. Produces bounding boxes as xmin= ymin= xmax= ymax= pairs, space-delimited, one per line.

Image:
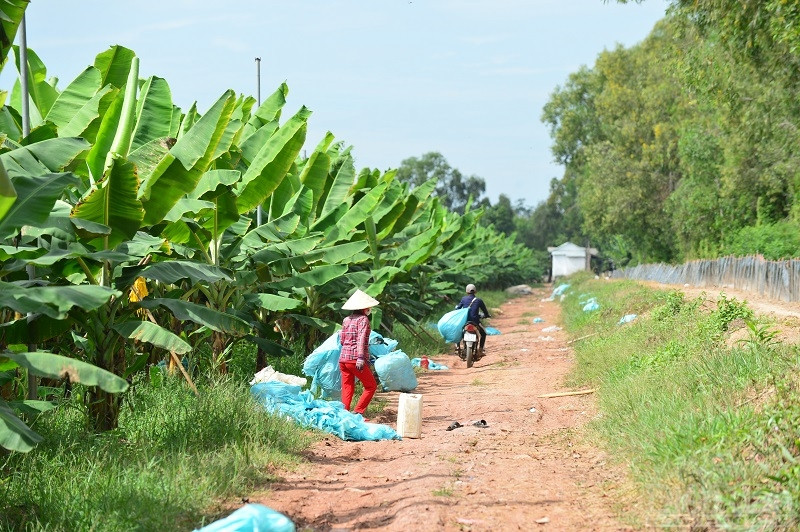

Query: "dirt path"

xmin=249 ymin=287 xmax=626 ymax=531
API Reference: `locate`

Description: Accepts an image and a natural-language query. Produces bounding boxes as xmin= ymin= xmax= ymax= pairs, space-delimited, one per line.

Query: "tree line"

xmin=407 ymin=2 xmax=800 ymax=270
xmin=537 ymin=0 xmax=800 ymax=266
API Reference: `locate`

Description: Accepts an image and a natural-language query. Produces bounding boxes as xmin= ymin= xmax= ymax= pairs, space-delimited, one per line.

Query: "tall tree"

xmin=395 ymin=152 xmax=486 ymax=213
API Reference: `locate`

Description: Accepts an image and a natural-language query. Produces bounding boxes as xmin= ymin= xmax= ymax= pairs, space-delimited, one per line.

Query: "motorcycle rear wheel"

xmin=465 ymin=343 xmax=474 ymax=368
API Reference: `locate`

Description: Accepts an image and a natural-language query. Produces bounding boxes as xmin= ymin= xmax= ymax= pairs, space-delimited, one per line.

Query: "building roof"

xmin=546 ymin=241 xmax=599 ymax=256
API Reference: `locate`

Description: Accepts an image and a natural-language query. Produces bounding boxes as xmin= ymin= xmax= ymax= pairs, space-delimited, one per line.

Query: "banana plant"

xmin=0 ymin=350 xmax=128 ymax=452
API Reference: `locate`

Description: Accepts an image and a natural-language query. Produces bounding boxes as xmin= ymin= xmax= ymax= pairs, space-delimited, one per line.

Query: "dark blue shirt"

xmin=456 ymin=295 xmax=490 ymax=324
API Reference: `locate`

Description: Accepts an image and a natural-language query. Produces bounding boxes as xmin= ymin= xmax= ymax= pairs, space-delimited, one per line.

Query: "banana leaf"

xmin=243 ymin=293 xmax=302 ymax=312
xmin=114 ymin=320 xmax=191 ymax=354
xmin=1 ymin=137 xmax=90 ymax=177
xmin=235 ymin=106 xmax=311 ymax=214
xmin=139 ymin=90 xmax=237 ymax=225
xmin=0 ymin=1 xmax=28 ymax=73
xmin=72 ymin=156 xmax=143 ymax=247
xmin=0 ymin=401 xmax=42 ymax=452
xmin=93 ymin=45 xmax=135 ymax=89
xmin=0 ymin=282 xmax=120 ymax=319
xmin=2 ymin=351 xmax=129 ymax=393
xmin=0 ymin=172 xmax=79 ymax=240
xmin=131 ymin=76 xmax=173 ymax=150
xmin=139 ymin=298 xmax=250 ymax=334
xmin=117 ymin=260 xmax=232 ymax=287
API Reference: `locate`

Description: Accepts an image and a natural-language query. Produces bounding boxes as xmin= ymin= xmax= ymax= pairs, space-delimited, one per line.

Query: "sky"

xmin=7 ymin=0 xmax=669 ymax=207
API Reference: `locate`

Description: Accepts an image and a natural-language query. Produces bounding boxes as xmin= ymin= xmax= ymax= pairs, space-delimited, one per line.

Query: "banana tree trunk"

xmin=86 ymin=303 xmax=127 ymax=431
xmin=211 ymin=330 xmax=227 ymax=374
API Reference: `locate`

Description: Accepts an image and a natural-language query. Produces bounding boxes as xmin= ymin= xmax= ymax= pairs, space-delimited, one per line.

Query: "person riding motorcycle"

xmin=455 ymin=283 xmax=491 ymax=356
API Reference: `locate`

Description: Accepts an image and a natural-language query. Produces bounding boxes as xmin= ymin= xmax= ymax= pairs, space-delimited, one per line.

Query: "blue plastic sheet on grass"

xmin=485 ymin=326 xmax=501 ymax=335
xmin=251 ymin=382 xmax=400 ymax=441
xmin=552 ymin=284 xmax=570 ymax=297
xmin=619 ymin=314 xmax=638 ymax=324
xmin=411 ymin=357 xmax=449 ymax=370
xmin=437 ymin=307 xmax=469 ymax=343
xmin=195 ymin=503 xmax=294 ymax=532
xmin=374 ymin=351 xmax=417 ymax=391
xmin=582 ymin=298 xmax=600 ymax=312
xmin=302 ymin=332 xmax=342 ymax=401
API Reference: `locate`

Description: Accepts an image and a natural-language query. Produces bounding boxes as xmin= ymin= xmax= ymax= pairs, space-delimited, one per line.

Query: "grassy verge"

xmin=559 ymin=274 xmax=800 ymax=529
xmin=0 ymin=375 xmax=316 ymax=531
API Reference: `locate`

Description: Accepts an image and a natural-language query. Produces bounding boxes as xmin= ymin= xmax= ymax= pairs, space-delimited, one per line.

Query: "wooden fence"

xmin=612 ymin=255 xmax=800 ymax=303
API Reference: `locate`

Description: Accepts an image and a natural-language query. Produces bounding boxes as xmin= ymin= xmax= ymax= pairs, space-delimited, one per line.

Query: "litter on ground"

xmin=250 ymin=365 xmax=307 ymax=387
xmin=485 ymin=326 xmax=501 ymax=335
xmin=194 ymin=503 xmax=295 ymax=532
xmin=541 ymin=325 xmax=561 ymax=333
xmin=619 ymin=314 xmax=638 ymax=324
xmin=251 ymin=381 xmax=400 ymax=441
xmin=532 ymin=317 xmax=544 ymax=323
xmin=411 ymin=357 xmax=449 ymax=370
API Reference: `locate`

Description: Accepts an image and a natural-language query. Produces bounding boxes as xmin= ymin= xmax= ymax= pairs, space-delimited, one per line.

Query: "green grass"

xmin=559 ymin=275 xmax=800 ymax=529
xmin=1 ymin=375 xmax=317 ymax=531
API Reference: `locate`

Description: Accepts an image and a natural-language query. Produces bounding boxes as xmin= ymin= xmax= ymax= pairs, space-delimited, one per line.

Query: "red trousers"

xmin=339 ymin=361 xmax=377 ymax=415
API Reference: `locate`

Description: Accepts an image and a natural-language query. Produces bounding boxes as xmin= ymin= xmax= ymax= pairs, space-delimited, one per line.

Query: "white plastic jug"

xmin=396 ymin=393 xmax=422 ymax=438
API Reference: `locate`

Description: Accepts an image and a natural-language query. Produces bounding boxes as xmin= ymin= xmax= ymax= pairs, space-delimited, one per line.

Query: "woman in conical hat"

xmin=339 ymin=289 xmax=379 ymax=419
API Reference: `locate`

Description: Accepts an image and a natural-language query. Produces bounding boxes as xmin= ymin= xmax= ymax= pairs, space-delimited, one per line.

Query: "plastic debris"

xmin=250 ymin=366 xmax=307 ymax=387
xmin=374 ymin=351 xmax=417 ymax=392
xmin=411 ymin=357 xmax=449 ymax=370
xmin=529 ymin=407 xmax=537 ymax=413
xmin=619 ymin=314 xmax=638 ymax=324
xmin=582 ymin=297 xmax=600 ymax=312
xmin=302 ymin=333 xmax=342 ymax=401
xmin=538 ymin=336 xmax=554 ymax=341
xmin=195 ymin=503 xmax=295 ymax=532
xmin=541 ymin=325 xmax=561 ymax=333
xmin=485 ymin=326 xmax=501 ymax=335
xmin=532 ymin=317 xmax=544 ymax=323
xmin=251 ymin=382 xmax=400 ymax=441
xmin=552 ymin=283 xmax=570 ymax=297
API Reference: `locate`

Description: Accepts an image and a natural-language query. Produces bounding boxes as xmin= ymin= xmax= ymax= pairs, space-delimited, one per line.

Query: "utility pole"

xmin=255 ymin=57 xmax=263 ymax=226
xmin=20 ymin=14 xmax=36 ymax=401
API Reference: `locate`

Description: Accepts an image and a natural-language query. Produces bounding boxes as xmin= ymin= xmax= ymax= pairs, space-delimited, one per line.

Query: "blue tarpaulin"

xmin=195 ymin=504 xmax=294 ymax=532
xmin=251 ymin=382 xmax=400 ymax=441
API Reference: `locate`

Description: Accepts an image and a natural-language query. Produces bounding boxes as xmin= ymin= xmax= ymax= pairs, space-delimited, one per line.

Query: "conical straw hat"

xmin=342 ymin=289 xmax=379 ymax=310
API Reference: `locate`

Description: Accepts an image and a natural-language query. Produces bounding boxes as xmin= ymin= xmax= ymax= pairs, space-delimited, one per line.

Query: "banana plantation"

xmin=0 ymin=7 xmax=536 ymax=452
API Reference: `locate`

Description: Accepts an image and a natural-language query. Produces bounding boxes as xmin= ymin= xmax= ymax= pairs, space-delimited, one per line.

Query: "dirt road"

xmin=251 ymin=287 xmax=626 ymax=531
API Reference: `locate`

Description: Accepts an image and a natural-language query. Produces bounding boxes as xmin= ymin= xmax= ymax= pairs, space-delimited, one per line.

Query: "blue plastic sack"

xmin=302 ymin=333 xmax=342 ymax=401
xmin=195 ymin=503 xmax=294 ymax=532
xmin=485 ymin=326 xmax=501 ymax=335
xmin=369 ymin=331 xmax=398 ymax=358
xmin=251 ymin=382 xmax=400 ymax=441
xmin=374 ymin=351 xmax=417 ymax=392
xmin=437 ymin=307 xmax=469 ymax=343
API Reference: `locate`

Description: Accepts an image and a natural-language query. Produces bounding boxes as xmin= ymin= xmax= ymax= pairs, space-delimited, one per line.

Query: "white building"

xmin=547 ymin=242 xmax=598 ymax=279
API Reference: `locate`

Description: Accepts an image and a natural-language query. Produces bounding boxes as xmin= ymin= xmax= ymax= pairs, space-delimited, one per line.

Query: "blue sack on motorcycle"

xmin=437 ymin=307 xmax=469 ymax=343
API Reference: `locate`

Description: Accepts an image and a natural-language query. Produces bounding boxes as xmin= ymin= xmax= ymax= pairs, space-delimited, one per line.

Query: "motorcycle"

xmin=455 ymin=321 xmax=484 ymax=368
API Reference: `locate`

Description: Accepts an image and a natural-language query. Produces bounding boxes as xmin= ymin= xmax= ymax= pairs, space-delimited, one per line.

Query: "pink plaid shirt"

xmin=339 ymin=313 xmax=370 ymax=362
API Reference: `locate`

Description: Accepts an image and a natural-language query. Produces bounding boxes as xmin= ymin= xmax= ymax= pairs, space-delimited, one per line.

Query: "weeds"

xmin=559 ymin=274 xmax=800 ymax=529
xmin=0 ymin=375 xmax=316 ymax=531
